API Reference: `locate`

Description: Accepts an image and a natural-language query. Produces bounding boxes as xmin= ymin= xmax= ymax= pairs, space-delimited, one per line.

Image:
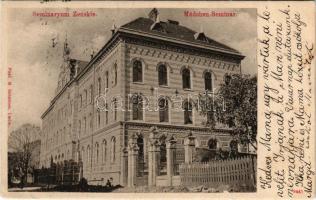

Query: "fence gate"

xmin=173 ymin=144 xmax=185 ymax=175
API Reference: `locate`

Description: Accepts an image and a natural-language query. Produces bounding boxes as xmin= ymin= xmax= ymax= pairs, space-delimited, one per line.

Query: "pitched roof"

xmin=121 ymin=17 xmax=241 ymax=55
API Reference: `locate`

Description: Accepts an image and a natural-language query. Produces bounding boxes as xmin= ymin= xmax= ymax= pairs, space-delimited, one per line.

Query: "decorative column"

xmin=120 ymin=147 xmax=128 ymax=186
xmin=184 ymin=132 xmax=196 ymax=164
xmin=148 ymin=126 xmax=160 ymax=187
xmin=127 ymin=134 xmax=139 ymax=187
xmin=166 ymin=136 xmax=177 ymax=186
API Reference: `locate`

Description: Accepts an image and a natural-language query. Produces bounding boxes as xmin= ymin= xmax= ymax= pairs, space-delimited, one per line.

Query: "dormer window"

xmin=194 ymin=32 xmax=208 ymax=42
xmin=194 ymin=26 xmax=209 ymax=42
xmin=150 ymin=22 xmax=166 ymax=32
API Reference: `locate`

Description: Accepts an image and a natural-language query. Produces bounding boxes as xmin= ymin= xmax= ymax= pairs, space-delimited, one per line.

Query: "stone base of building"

xmin=78 ymin=121 xmax=234 ymax=187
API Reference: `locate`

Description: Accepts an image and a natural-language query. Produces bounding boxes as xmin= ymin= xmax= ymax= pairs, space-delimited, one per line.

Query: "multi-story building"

xmin=40 ymin=9 xmax=245 ymax=187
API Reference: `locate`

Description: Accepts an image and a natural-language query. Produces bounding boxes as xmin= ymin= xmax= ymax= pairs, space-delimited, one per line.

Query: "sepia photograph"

xmin=6 ymin=7 xmax=258 ymax=193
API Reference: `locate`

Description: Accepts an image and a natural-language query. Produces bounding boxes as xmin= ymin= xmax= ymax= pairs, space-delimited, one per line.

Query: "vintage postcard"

xmin=0 ymin=1 xmax=315 ymax=199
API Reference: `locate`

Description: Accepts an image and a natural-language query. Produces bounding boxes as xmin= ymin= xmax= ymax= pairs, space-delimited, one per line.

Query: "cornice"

xmin=119 ymin=27 xmax=245 ymax=60
xmin=41 ymin=79 xmax=75 ymax=119
xmin=123 ymin=121 xmax=233 ymax=134
xmin=126 ymin=42 xmax=241 ymax=72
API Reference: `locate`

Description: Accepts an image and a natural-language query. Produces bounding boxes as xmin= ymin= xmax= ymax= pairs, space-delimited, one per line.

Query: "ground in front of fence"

xmin=113 ymin=184 xmax=256 ymax=193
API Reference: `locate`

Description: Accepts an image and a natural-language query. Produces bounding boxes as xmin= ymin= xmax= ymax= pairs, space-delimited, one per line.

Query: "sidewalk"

xmin=8 ymin=187 xmax=41 ymax=192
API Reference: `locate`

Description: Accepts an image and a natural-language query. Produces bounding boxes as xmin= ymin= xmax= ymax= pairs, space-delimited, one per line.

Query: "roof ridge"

xmin=121 ymin=16 xmax=241 ymax=55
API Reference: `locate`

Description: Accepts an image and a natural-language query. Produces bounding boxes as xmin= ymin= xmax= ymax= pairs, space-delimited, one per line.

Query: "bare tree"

xmin=8 ymin=125 xmax=40 ymax=187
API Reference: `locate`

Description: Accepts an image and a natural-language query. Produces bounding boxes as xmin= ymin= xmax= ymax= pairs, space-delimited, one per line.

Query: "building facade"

xmin=40 ymin=9 xmax=245 ymax=187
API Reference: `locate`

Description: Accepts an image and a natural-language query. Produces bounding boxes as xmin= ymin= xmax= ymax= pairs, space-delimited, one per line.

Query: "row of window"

xmin=80 ymin=137 xmax=116 ymax=167
xmin=78 ymin=64 xmax=118 ymax=110
xmin=78 ymin=96 xmax=207 ymax=128
xmin=131 ymin=97 xmax=200 ymax=125
xmin=132 ymin=60 xmax=214 ymax=91
xmin=78 ymin=100 xmax=119 ymax=137
xmin=45 ymin=124 xmax=71 ymax=151
xmin=51 ymin=150 xmax=70 ymax=163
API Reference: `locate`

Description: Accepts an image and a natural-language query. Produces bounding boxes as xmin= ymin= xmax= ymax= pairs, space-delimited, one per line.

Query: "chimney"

xmin=110 ymin=22 xmax=117 ymax=35
xmin=90 ymin=51 xmax=94 ymax=60
xmin=148 ymin=8 xmax=159 ymax=22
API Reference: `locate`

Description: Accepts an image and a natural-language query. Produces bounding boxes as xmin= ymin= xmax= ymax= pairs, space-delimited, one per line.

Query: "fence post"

xmin=120 ymin=148 xmax=128 ymax=186
xmin=148 ymin=127 xmax=160 ymax=187
xmin=184 ymin=133 xmax=195 ymax=164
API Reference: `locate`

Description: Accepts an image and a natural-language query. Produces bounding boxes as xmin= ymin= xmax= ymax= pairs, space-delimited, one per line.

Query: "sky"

xmin=7 ymin=8 xmax=257 ymax=130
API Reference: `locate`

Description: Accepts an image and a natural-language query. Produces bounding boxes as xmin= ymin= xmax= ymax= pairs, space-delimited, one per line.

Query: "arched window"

xmin=208 ymin=139 xmax=217 ymax=150
xmin=89 ymin=85 xmax=93 ymax=103
xmin=159 ymin=136 xmax=167 ymax=175
xmin=70 ymin=101 xmax=73 ymax=114
xmin=83 ymin=117 xmax=86 ymax=134
xmin=105 ymin=103 xmax=108 ymax=124
xmin=158 ymin=64 xmax=168 ymax=86
xmin=182 ymin=68 xmax=191 ymax=89
xmin=84 ymin=89 xmax=87 ymax=106
xmin=183 ymin=101 xmax=193 ymax=124
xmin=105 ymin=71 xmax=109 ymax=88
xmin=97 ymin=110 xmax=101 ymax=128
xmin=133 ymin=60 xmax=143 ymax=82
xmin=69 ymin=124 xmax=72 ymax=140
xmin=159 ymin=98 xmax=169 ymax=122
xmin=56 ymin=131 xmax=58 ymax=145
xmin=97 ymin=77 xmax=102 ymax=96
xmin=137 ymin=136 xmax=144 ymax=159
xmin=114 ymin=64 xmax=118 ymax=85
xmin=110 ymin=137 xmax=116 ymax=163
xmin=89 ymin=113 xmax=92 ymax=131
xmin=95 ymin=142 xmax=99 ymax=164
xmin=87 ymin=145 xmax=91 ymax=164
xmin=204 ymin=72 xmax=213 ymax=91
xmin=79 ymin=95 xmax=83 ymax=108
xmin=102 ymin=140 xmax=107 ymax=163
xmin=132 ymin=95 xmax=143 ymax=120
xmin=137 ymin=136 xmax=145 ymax=177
